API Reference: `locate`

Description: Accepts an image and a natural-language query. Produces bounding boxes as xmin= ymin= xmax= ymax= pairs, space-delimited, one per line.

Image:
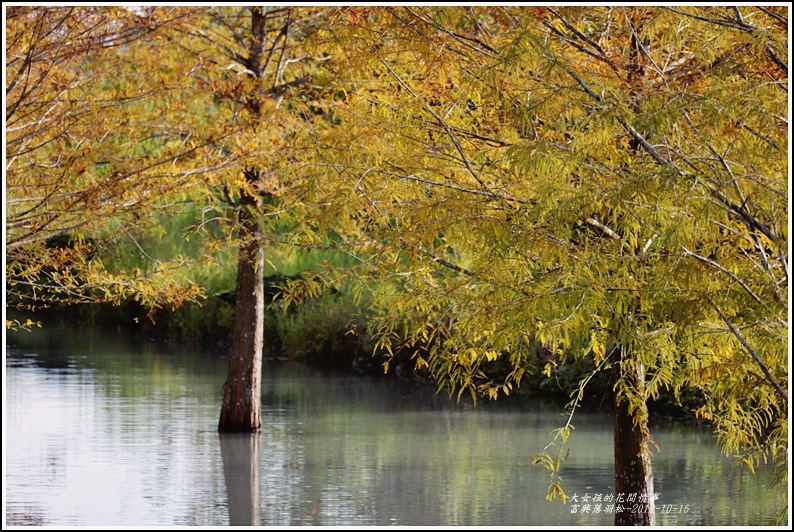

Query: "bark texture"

xmin=612 ymin=13 xmax=656 ymax=525
xmin=219 ymin=185 xmax=265 ymax=432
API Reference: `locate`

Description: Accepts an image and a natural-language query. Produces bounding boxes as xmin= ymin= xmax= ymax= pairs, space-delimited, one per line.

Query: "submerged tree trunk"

xmin=219 ymin=179 xmax=265 ymax=432
xmin=613 ymin=346 xmax=656 ymax=526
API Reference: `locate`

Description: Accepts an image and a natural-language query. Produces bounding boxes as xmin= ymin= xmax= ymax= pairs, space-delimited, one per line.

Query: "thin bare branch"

xmin=710 ymin=299 xmax=788 ymax=403
xmin=680 ymin=246 xmax=763 ymax=305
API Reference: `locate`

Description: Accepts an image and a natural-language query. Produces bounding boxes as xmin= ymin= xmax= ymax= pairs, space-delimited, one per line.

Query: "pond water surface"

xmin=4 ymin=320 xmax=786 ymax=526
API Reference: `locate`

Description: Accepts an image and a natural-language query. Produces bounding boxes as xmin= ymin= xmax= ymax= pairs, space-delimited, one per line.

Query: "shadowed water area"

xmin=5 ymin=320 xmax=785 ymax=526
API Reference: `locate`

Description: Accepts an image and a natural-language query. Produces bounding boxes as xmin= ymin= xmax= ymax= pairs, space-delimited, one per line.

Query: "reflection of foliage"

xmin=6 ymin=320 xmax=785 ymax=526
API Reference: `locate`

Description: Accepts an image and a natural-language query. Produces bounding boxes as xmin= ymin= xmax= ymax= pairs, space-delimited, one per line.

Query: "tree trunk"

xmin=217 ymin=7 xmax=282 ymax=433
xmin=612 ymin=12 xmax=656 ymax=525
xmin=219 ymin=181 xmax=265 ymax=432
xmin=613 ymin=346 xmax=656 ymax=525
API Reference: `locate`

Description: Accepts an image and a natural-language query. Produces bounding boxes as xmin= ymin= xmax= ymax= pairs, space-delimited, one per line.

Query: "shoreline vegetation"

xmin=9 ymin=286 xmax=707 ymax=425
xmin=8 ymin=216 xmax=705 ymax=423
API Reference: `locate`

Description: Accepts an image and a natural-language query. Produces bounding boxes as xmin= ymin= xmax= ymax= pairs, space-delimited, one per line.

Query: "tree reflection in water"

xmin=219 ymin=433 xmax=260 ymax=526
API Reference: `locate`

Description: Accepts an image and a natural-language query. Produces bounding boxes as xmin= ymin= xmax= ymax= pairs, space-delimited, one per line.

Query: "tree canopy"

xmin=5 ymin=6 xmax=210 ymax=313
xmin=285 ymin=5 xmax=789 ymax=510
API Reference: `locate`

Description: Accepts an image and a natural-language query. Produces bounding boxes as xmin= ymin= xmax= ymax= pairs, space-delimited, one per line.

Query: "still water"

xmin=5 ymin=320 xmax=785 ymax=526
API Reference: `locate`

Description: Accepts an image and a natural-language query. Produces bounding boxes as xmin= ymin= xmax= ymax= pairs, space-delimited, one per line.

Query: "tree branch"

xmin=765 ymin=43 xmax=788 ymax=74
xmin=421 ymin=248 xmax=474 ymax=276
xmin=680 ymin=246 xmax=763 ymax=305
xmin=377 ymin=56 xmax=496 ymax=196
xmin=756 ymin=6 xmax=788 ymax=29
xmin=586 ymin=217 xmax=635 ymax=255
xmin=709 ymin=299 xmax=788 ymax=403
xmin=664 ymin=7 xmax=756 ymax=32
xmin=559 ymin=63 xmax=603 ymax=102
xmin=561 ymin=61 xmax=780 ymax=246
xmin=401 ymin=7 xmax=498 ymax=58
xmin=386 ymin=169 xmax=527 ymax=204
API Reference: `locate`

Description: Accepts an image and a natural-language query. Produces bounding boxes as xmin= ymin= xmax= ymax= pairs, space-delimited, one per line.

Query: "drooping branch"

xmin=421 ymin=248 xmax=474 ymax=276
xmin=397 ymin=7 xmax=498 ymax=58
xmin=757 ymin=6 xmax=788 ymax=29
xmin=376 ymin=56 xmax=496 ymax=197
xmin=387 ymin=169 xmax=526 ymax=204
xmin=765 ymin=43 xmax=788 ymax=75
xmin=664 ymin=7 xmax=756 ymax=32
xmin=544 ymin=10 xmax=622 ymax=76
xmin=559 ymin=63 xmax=604 ymax=102
xmin=710 ymin=299 xmax=788 ymax=404
xmin=560 ymin=60 xmax=781 ymax=247
xmin=680 ymin=246 xmax=764 ymax=305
